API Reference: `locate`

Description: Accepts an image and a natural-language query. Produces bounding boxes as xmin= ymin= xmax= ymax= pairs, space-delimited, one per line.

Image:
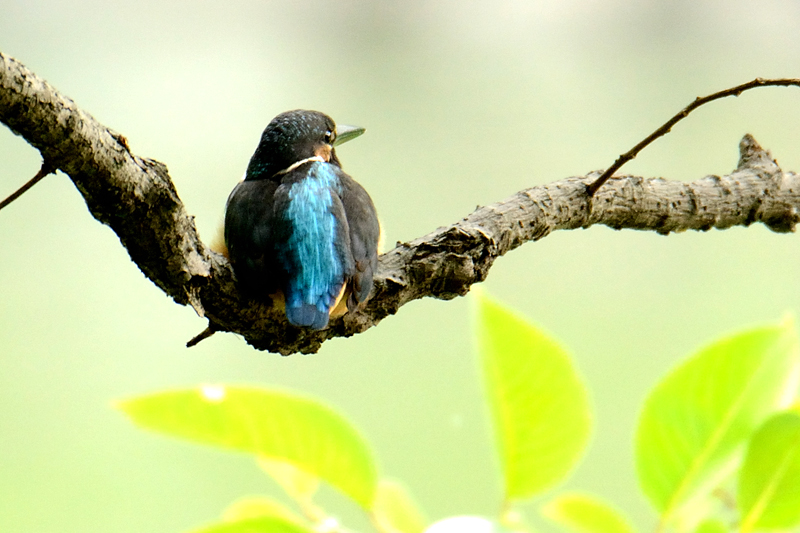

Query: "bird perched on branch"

xmin=222 ymin=110 xmax=380 ymax=330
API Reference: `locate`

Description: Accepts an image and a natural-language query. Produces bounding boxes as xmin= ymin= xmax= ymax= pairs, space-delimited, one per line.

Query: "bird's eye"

xmin=325 ymin=130 xmax=336 ymax=144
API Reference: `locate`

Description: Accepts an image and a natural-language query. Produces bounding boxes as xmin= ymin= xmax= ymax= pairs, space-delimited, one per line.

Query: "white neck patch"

xmin=274 ymin=156 xmax=325 ymax=177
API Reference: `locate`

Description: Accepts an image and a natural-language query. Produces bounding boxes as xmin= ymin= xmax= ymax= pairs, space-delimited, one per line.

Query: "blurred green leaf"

xmin=117 ymin=385 xmax=378 ymax=508
xmin=541 ymin=492 xmax=636 ymax=533
xmin=475 ymin=292 xmax=592 ymax=501
xmin=372 ymin=478 xmax=428 ymax=533
xmin=739 ymin=411 xmax=800 ymax=531
xmin=692 ymin=519 xmax=728 ymax=533
xmin=424 ymin=516 xmax=517 ymax=533
xmin=221 ymin=495 xmax=305 ymax=525
xmin=257 ymin=457 xmax=319 ymax=504
xmin=635 ymin=320 xmax=800 ymax=525
xmin=191 ymin=516 xmax=313 ymax=533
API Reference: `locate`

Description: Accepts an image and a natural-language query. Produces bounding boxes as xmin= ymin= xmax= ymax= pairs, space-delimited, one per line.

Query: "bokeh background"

xmin=2 ymin=1 xmax=800 ymax=532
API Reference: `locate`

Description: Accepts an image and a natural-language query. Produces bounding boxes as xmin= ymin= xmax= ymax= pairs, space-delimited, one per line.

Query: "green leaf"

xmin=541 ymin=492 xmax=636 ymax=533
xmin=372 ymin=479 xmax=428 ymax=533
xmin=117 ymin=385 xmax=378 ymax=508
xmin=739 ymin=411 xmax=800 ymax=531
xmin=692 ymin=519 xmax=728 ymax=533
xmin=191 ymin=516 xmax=313 ymax=533
xmin=475 ymin=292 xmax=592 ymax=501
xmin=257 ymin=457 xmax=319 ymax=503
xmin=221 ymin=495 xmax=305 ymax=525
xmin=424 ymin=516 xmax=517 ymax=533
xmin=635 ymin=320 xmax=800 ymax=525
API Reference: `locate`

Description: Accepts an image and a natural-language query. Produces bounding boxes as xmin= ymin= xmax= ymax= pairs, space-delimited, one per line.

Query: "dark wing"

xmin=337 ymin=171 xmax=380 ymax=309
xmin=223 ymin=179 xmax=289 ymax=300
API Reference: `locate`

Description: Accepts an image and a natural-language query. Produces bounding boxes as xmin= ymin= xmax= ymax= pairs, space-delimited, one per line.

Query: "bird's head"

xmin=245 ymin=110 xmax=365 ymax=180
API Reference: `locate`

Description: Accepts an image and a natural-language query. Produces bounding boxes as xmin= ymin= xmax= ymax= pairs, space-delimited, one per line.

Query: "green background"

xmin=1 ymin=1 xmax=799 ymax=531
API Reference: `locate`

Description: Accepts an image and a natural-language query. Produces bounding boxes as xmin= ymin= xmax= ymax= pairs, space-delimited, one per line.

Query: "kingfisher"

xmin=223 ymin=110 xmax=380 ymax=330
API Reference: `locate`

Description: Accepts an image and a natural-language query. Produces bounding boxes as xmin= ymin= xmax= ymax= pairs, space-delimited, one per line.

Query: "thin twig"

xmin=586 ymin=78 xmax=800 ymax=197
xmin=0 ymin=162 xmax=55 ymax=211
xmin=186 ymin=326 xmax=217 ymax=347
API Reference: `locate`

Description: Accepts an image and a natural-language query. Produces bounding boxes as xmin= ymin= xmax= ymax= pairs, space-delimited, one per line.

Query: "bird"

xmin=222 ymin=110 xmax=380 ymax=330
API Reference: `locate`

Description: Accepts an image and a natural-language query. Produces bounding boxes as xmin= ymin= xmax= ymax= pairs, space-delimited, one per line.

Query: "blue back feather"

xmin=281 ymin=162 xmax=344 ymax=328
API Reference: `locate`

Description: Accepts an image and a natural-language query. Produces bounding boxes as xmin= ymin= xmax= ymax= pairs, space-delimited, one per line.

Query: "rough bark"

xmin=2 ymin=52 xmax=798 ymax=354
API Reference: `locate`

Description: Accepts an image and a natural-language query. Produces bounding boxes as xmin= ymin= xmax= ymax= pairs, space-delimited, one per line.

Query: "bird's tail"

xmin=285 ymin=283 xmax=347 ymax=330
xmin=285 ymin=303 xmax=330 ymax=330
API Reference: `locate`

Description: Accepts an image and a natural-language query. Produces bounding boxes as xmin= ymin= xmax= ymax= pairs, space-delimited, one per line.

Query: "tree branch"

xmin=2 ymin=51 xmax=798 ymax=354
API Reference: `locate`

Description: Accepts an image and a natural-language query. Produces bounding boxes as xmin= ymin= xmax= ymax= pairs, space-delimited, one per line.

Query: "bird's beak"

xmin=333 ymin=124 xmax=365 ymax=146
